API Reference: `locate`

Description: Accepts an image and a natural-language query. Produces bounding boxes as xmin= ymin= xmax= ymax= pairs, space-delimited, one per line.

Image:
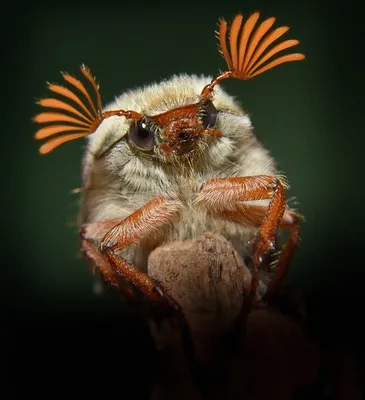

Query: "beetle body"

xmin=34 ymin=12 xmax=304 ymax=303
xmin=81 ymin=74 xmax=279 ymax=273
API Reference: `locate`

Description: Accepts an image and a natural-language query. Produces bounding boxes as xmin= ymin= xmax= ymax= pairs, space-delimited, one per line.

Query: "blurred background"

xmin=4 ymin=0 xmax=364 ymax=397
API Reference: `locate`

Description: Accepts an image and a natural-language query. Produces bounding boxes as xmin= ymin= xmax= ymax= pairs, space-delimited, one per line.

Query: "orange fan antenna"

xmin=201 ymin=12 xmax=305 ymax=97
xmin=34 ymin=65 xmax=142 ymax=154
xmin=34 ymin=65 xmax=103 ymax=154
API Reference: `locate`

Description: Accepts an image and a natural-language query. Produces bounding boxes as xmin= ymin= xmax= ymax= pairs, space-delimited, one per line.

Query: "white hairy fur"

xmin=81 ymin=74 xmax=283 ymax=271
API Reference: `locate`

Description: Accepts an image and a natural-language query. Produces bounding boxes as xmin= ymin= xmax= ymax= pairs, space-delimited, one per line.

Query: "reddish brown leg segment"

xmin=81 ymin=195 xmax=182 ymax=308
xmin=263 ymin=218 xmax=300 ymax=301
xmin=196 ymin=176 xmax=299 ymax=299
xmin=103 ymin=249 xmax=179 ymax=309
xmin=215 ymin=204 xmax=300 ymax=230
xmin=81 ymin=238 xmax=137 ymax=301
xmin=214 ymin=203 xmax=301 ymax=301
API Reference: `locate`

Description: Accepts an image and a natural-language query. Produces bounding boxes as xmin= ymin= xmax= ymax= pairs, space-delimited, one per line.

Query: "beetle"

xmin=34 ymin=12 xmax=305 ymax=310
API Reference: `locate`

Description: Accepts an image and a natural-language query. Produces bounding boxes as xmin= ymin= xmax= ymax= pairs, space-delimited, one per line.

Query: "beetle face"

xmin=135 ymin=100 xmax=219 ymax=156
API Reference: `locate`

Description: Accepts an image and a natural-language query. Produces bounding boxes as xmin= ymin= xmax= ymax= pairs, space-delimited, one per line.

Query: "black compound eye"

xmin=201 ymin=100 xmax=217 ymax=128
xmin=129 ymin=121 xmax=154 ymax=151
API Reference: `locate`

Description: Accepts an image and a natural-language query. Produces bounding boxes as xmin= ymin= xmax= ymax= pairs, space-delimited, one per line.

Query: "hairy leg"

xmin=214 ymin=203 xmax=301 ymax=301
xmin=196 ymin=176 xmax=300 ymax=299
xmin=81 ymin=195 xmax=183 ymax=309
xmin=81 ymin=238 xmax=137 ymax=301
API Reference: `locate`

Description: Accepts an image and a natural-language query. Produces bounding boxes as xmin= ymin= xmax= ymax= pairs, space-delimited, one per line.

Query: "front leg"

xmin=214 ymin=203 xmax=301 ymax=302
xmin=81 ymin=195 xmax=183 ymax=310
xmin=196 ymin=176 xmax=297 ymax=299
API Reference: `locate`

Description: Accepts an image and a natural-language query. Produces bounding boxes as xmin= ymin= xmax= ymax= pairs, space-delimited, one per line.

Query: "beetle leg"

xmin=81 ymin=237 xmax=137 ymax=301
xmin=263 ymin=216 xmax=300 ymax=301
xmin=81 ymin=195 xmax=183 ymax=311
xmin=196 ymin=176 xmax=299 ymax=299
xmin=214 ymin=203 xmax=301 ymax=301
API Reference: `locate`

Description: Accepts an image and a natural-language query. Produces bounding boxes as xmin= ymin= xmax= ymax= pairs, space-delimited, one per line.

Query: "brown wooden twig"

xmin=147 ymin=232 xmax=321 ymax=400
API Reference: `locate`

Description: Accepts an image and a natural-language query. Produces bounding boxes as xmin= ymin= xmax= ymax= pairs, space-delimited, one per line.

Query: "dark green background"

xmin=4 ymin=0 xmax=364 ymax=397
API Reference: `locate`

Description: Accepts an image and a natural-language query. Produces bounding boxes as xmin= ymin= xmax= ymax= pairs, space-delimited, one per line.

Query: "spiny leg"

xmin=103 ymin=249 xmax=180 ymax=312
xmin=81 ymin=237 xmax=138 ymax=301
xmin=263 ymin=216 xmax=300 ymax=301
xmin=214 ymin=204 xmax=299 ymax=230
xmin=196 ymin=176 xmax=296 ymax=299
xmin=82 ymin=195 xmax=183 ymax=311
xmin=214 ymin=203 xmax=301 ymax=301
